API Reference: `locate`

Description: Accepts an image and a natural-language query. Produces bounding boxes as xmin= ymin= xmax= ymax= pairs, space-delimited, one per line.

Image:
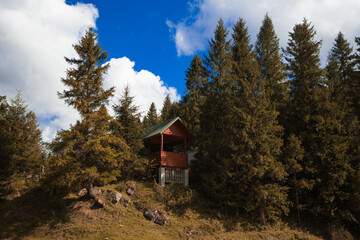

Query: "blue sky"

xmin=65 ymin=0 xmax=194 ymax=95
xmin=0 ymin=0 xmax=359 ymax=141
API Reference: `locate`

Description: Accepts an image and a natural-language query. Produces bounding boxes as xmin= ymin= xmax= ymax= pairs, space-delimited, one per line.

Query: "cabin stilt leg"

xmin=159 ymin=167 xmax=165 ymax=187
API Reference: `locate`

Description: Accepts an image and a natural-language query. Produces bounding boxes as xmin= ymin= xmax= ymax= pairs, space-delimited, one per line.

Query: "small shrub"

xmin=328 ymin=224 xmax=353 ymax=240
xmin=153 ymin=182 xmax=196 ymax=213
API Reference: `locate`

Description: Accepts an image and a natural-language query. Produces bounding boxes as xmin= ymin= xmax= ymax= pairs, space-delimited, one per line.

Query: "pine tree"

xmin=47 ymin=28 xmax=130 ymax=194
xmin=347 ymin=37 xmax=360 ymax=224
xmin=182 ymin=54 xmax=207 ymax=146
xmin=0 ymin=96 xmax=9 ymax=173
xmin=284 ymin=20 xmax=349 ymax=222
xmin=160 ymin=95 xmax=172 ymax=122
xmin=255 ymin=14 xmax=288 ymax=111
xmin=143 ymin=102 xmax=159 ymax=130
xmin=195 ymin=19 xmax=234 ymax=207
xmin=169 ymin=101 xmax=180 ymax=119
xmin=112 ymin=85 xmax=143 ymax=154
xmin=0 ymin=93 xmax=43 ymax=179
xmin=282 ymin=134 xmax=304 ymax=224
xmin=231 ymin=18 xmax=287 ymax=223
xmin=326 ymin=32 xmax=354 ymax=107
xmin=350 ymin=37 xmax=360 ymax=119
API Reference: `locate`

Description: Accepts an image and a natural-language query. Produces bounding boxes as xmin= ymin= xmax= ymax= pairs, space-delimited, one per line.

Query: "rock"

xmin=93 ymin=198 xmax=105 ymax=208
xmin=102 ymin=189 xmax=112 ymax=197
xmin=144 ymin=208 xmax=158 ymax=221
xmin=126 ymin=187 xmax=135 ymax=196
xmin=13 ymin=191 xmax=21 ymax=198
xmin=186 ymin=229 xmax=195 ymax=236
xmin=77 ymin=188 xmax=88 ymax=196
xmin=154 ymin=212 xmax=170 ymax=226
xmin=93 ymin=186 xmax=102 ymax=195
xmin=121 ymin=198 xmax=131 ymax=207
xmin=111 ymin=191 xmax=122 ymax=204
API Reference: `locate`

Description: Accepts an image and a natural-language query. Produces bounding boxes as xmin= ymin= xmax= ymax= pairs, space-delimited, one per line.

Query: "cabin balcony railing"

xmin=148 ymin=151 xmax=188 ymax=168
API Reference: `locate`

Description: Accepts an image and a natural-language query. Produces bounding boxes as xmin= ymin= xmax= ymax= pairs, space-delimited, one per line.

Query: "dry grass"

xmin=0 ymin=181 xmax=327 ymax=240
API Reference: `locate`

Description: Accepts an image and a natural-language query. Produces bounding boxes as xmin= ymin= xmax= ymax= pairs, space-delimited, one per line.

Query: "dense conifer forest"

xmin=1 ymin=15 xmax=360 ymax=238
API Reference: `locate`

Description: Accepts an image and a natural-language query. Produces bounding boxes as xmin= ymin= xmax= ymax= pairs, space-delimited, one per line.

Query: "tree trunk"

xmin=294 ymin=171 xmax=301 ymax=225
xmin=87 ymin=182 xmax=97 ymax=199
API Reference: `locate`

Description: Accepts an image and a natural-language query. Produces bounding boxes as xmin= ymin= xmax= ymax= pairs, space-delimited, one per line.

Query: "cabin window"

xmin=165 ymin=168 xmax=183 ymax=183
xmin=174 ymin=169 xmax=182 ymax=182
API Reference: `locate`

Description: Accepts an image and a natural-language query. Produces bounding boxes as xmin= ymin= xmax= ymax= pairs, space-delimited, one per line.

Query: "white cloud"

xmin=104 ymin=57 xmax=180 ymax=117
xmin=0 ymin=0 xmax=99 ymax=142
xmin=168 ymin=0 xmax=360 ymax=61
xmin=0 ymin=0 xmax=180 ymax=142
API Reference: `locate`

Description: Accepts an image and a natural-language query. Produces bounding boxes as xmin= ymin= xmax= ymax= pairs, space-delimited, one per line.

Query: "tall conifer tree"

xmin=112 ymin=85 xmax=143 ymax=154
xmin=48 ymin=28 xmax=130 ymax=194
xmin=143 ymin=102 xmax=159 ymax=130
xmin=326 ymin=32 xmax=354 ymax=107
xmin=231 ymin=18 xmax=287 ymax=223
xmin=0 ymin=93 xmax=43 ymax=179
xmin=284 ymin=20 xmax=349 ymax=222
xmin=255 ymin=14 xmax=288 ymax=111
xmin=160 ymin=95 xmax=172 ymax=122
xmin=347 ymin=37 xmax=360 ymax=223
xmin=182 ymin=54 xmax=207 ymax=146
xmin=196 ymin=19 xmax=233 ymax=206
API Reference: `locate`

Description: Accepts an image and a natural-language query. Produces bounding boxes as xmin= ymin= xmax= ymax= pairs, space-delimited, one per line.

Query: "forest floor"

xmin=0 ymin=180 xmax=348 ymax=240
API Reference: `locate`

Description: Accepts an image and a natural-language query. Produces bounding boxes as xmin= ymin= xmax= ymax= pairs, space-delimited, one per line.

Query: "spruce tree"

xmin=347 ymin=37 xmax=360 ymax=224
xmin=231 ymin=18 xmax=287 ymax=223
xmin=169 ymin=101 xmax=180 ymax=120
xmin=326 ymin=32 xmax=354 ymax=107
xmin=143 ymin=102 xmax=159 ymax=130
xmin=182 ymin=54 xmax=207 ymax=146
xmin=0 ymin=93 xmax=43 ymax=179
xmin=284 ymin=20 xmax=349 ymax=222
xmin=160 ymin=95 xmax=172 ymax=122
xmin=48 ymin=28 xmax=130 ymax=194
xmin=112 ymin=85 xmax=143 ymax=154
xmin=195 ymin=19 xmax=234 ymax=207
xmin=255 ymin=14 xmax=288 ymax=111
xmin=282 ymin=134 xmax=304 ymax=224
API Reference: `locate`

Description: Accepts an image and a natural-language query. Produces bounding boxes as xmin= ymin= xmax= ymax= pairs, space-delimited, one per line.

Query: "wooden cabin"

xmin=142 ymin=117 xmax=194 ymax=186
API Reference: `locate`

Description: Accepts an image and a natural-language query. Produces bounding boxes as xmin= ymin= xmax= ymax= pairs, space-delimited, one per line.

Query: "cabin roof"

xmin=142 ymin=117 xmax=194 ymax=141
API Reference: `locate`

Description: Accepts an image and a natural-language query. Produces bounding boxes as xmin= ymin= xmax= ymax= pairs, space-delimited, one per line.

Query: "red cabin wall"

xmin=163 ymin=121 xmax=186 ymax=137
xmin=161 ymin=151 xmax=188 ymax=168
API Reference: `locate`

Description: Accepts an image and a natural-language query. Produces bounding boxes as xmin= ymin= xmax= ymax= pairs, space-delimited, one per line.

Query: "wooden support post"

xmin=184 ymin=137 xmax=187 ymax=152
xmin=147 ymin=140 xmax=151 ymax=155
xmin=160 ymin=134 xmax=163 ymax=152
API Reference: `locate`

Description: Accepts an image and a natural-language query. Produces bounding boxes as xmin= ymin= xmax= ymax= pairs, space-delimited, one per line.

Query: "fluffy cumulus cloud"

xmin=0 ymin=0 xmax=99 ymax=142
xmin=0 ymin=0 xmax=180 ymax=142
xmin=167 ymin=0 xmax=360 ymax=61
xmin=104 ymin=57 xmax=180 ymax=117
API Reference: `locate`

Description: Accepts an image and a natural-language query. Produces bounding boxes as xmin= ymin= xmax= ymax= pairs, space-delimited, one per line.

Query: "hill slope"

xmin=0 ymin=181 xmax=326 ymax=240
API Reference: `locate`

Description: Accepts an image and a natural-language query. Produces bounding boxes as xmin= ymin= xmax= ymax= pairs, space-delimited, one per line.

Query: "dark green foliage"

xmin=255 ymin=14 xmax=288 ymax=110
xmin=112 ymin=85 xmax=143 ymax=154
xmin=284 ymin=19 xmax=350 ymax=222
xmin=346 ymin=37 xmax=360 ymax=225
xmin=0 ymin=93 xmax=43 ymax=180
xmin=230 ymin=18 xmax=287 ymax=223
xmin=195 ymin=19 xmax=233 ymax=208
xmin=169 ymin=101 xmax=180 ymax=120
xmin=160 ymin=95 xmax=172 ymax=122
xmin=195 ymin=18 xmax=287 ymax=223
xmin=282 ymin=134 xmax=304 ymax=224
xmin=326 ymin=32 xmax=354 ymax=107
xmin=47 ymin=28 xmax=131 ymax=194
xmin=181 ymin=54 xmax=207 ymax=147
xmin=142 ymin=102 xmax=159 ymax=130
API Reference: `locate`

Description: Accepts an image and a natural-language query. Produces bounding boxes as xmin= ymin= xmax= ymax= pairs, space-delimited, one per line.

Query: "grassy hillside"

xmin=0 ymin=180 xmax=338 ymax=240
